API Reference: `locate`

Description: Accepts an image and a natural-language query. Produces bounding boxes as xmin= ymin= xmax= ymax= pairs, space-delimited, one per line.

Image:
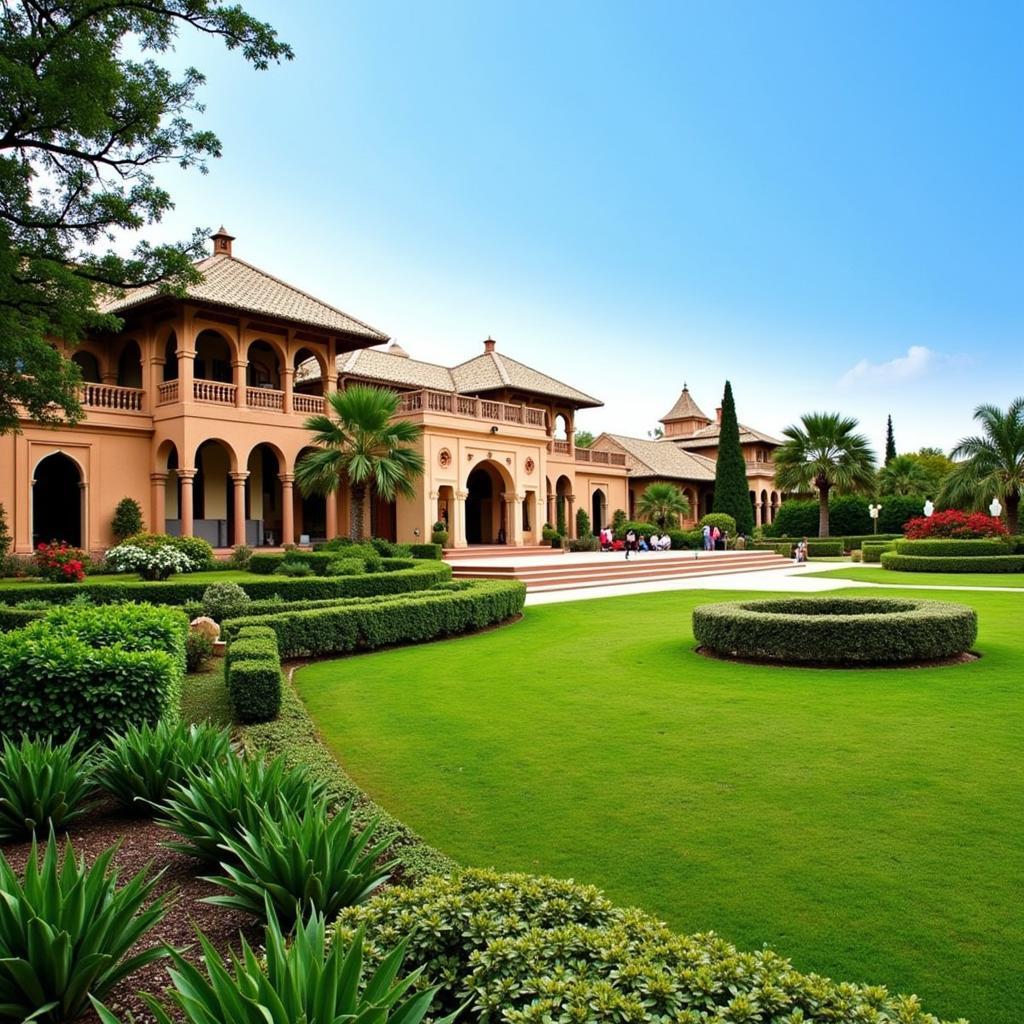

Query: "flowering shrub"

xmin=106 ymin=543 xmax=195 ymax=581
xmin=904 ymin=509 xmax=1008 ymax=539
xmin=33 ymin=541 xmax=87 ymax=582
xmin=122 ymin=532 xmax=216 ymax=570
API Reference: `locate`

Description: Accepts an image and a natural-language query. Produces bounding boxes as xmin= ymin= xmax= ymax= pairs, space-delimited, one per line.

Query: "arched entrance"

xmin=296 ymin=446 xmax=326 ymax=542
xmin=247 ymin=444 xmax=285 ymax=546
xmin=555 ymin=474 xmax=572 ymax=535
xmin=33 ymin=452 xmax=83 ymax=547
xmin=193 ymin=439 xmax=236 ymax=546
xmin=466 ymin=462 xmax=509 ymax=544
xmin=591 ymin=488 xmax=607 ymax=534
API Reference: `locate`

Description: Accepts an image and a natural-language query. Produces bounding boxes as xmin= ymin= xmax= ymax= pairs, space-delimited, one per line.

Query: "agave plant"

xmin=94 ymin=720 xmax=233 ymax=812
xmin=203 ymin=796 xmax=396 ymax=927
xmin=92 ymin=898 xmax=454 ymax=1024
xmin=0 ymin=832 xmax=168 ymax=1023
xmin=156 ymin=753 xmax=326 ymax=863
xmin=0 ymin=731 xmax=97 ymax=840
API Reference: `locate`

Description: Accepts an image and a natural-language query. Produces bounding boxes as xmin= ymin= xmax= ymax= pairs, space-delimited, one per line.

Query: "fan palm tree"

xmin=774 ymin=412 xmax=876 ymax=537
xmin=938 ymin=397 xmax=1023 ymax=533
xmin=636 ymin=482 xmax=691 ymax=529
xmin=295 ymin=384 xmax=425 ymax=541
xmin=876 ymin=454 xmax=941 ymax=497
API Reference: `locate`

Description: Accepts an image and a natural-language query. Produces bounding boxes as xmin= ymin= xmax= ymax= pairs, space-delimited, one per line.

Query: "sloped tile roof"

xmin=451 ymin=351 xmax=602 ymax=407
xmin=673 ymin=422 xmax=783 ymax=448
xmin=97 ymin=254 xmax=388 ymax=341
xmin=660 ymin=386 xmax=710 ymax=424
xmin=336 ymin=347 xmax=454 ymax=391
xmin=601 ymin=434 xmax=717 ymax=481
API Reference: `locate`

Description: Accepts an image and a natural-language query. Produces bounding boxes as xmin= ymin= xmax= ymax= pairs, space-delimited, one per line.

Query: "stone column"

xmin=755 ymin=500 xmax=762 ymax=528
xmin=508 ymin=493 xmax=524 ymax=546
xmin=150 ymin=472 xmax=168 ymax=535
xmin=566 ymin=495 xmax=576 ymax=539
xmin=230 ymin=471 xmax=249 ymax=547
xmin=546 ymin=493 xmax=555 ymax=527
xmin=282 ymin=365 xmax=294 ymax=414
xmin=178 ymin=469 xmax=197 ymax=537
xmin=325 ymin=487 xmax=339 ymax=540
xmin=453 ymin=490 xmax=468 ymax=548
xmin=279 ymin=474 xmax=295 ymax=546
xmin=233 ymin=359 xmax=247 ymax=408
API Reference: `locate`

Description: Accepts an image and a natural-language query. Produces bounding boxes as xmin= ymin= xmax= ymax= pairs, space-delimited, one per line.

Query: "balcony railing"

xmin=746 ymin=460 xmax=774 ymax=474
xmin=246 ymin=386 xmax=284 ymax=411
xmin=395 ymin=389 xmax=548 ymax=429
xmin=551 ymin=440 xmax=571 ymax=455
xmin=293 ymin=393 xmax=325 ymax=415
xmin=82 ymin=382 xmax=144 ymax=412
xmin=574 ymin=448 xmax=627 ymax=466
xmin=193 ymin=380 xmax=236 ymax=404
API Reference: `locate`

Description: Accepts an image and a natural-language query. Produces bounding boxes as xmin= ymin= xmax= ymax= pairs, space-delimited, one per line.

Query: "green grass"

xmin=3 ymin=569 xmax=255 ymax=588
xmin=180 ymin=661 xmax=232 ymax=726
xmin=807 ymin=565 xmax=1024 ymax=588
xmin=294 ymin=586 xmax=1023 ymax=1024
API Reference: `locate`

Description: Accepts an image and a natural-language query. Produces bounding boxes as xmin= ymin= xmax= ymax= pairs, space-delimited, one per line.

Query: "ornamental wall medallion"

xmin=438 ymin=448 xmax=452 ymax=468
xmin=524 ymin=457 xmax=535 ymax=474
xmin=505 ymin=457 xmax=512 ymax=466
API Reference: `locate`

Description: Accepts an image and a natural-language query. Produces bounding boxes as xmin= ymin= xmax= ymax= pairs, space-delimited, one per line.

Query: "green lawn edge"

xmin=805 ymin=565 xmax=1024 ymax=588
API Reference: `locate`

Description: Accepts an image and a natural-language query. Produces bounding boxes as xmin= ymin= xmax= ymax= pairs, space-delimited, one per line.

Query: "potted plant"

xmin=431 ymin=520 xmax=449 ymax=547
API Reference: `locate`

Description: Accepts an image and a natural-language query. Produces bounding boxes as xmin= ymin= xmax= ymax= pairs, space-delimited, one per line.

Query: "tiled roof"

xmin=97 ymin=254 xmax=389 ymax=341
xmin=673 ymin=422 xmax=784 ymax=448
xmin=660 ymin=386 xmax=710 ymax=424
xmin=450 ymin=352 xmax=602 ymax=407
xmin=328 ymin=343 xmax=602 ymax=408
xmin=601 ymin=434 xmax=717 ymax=481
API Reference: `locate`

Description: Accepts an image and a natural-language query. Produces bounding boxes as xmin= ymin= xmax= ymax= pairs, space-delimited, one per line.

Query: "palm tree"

xmin=295 ymin=384 xmax=425 ymax=541
xmin=636 ymin=482 xmax=691 ymax=529
xmin=774 ymin=412 xmax=876 ymax=537
xmin=939 ymin=397 xmax=1023 ymax=533
xmin=876 ymin=454 xmax=940 ymax=497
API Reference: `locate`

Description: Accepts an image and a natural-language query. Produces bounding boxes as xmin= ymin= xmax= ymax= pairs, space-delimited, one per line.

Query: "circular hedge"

xmin=692 ymin=596 xmax=978 ymax=665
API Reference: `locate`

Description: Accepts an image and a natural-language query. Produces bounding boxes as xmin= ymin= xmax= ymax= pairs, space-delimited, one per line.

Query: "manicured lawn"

xmin=180 ymin=662 xmax=231 ymax=726
xmin=807 ymin=565 xmax=1024 ymax=588
xmin=2 ymin=569 xmax=255 ymax=589
xmin=295 ymin=586 xmax=1023 ymax=1024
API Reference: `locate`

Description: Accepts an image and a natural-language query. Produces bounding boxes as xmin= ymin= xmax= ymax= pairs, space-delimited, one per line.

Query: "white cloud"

xmin=839 ymin=345 xmax=937 ymax=387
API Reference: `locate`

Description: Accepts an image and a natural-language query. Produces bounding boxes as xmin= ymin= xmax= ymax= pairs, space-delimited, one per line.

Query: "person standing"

xmin=702 ymin=523 xmax=712 ymax=551
xmin=625 ymin=527 xmax=636 ymax=560
xmin=711 ymin=525 xmax=721 ymax=550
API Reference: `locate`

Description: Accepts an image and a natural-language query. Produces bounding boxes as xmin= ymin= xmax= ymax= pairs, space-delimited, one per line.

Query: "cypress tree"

xmin=712 ymin=381 xmax=754 ymax=535
xmin=885 ymin=414 xmax=897 ymax=465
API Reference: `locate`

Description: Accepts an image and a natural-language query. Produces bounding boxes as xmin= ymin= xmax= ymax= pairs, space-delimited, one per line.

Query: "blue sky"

xmin=150 ymin=0 xmax=1023 ymax=454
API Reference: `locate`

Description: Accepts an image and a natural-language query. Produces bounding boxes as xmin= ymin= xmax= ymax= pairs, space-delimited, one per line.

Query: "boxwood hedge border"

xmin=692 ymin=596 xmax=978 ymax=665
xmin=881 ymin=553 xmax=1024 ymax=574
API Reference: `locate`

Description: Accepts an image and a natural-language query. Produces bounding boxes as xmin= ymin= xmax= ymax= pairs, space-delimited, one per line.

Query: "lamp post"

xmin=923 ymin=498 xmax=935 ymax=518
xmin=990 ymin=497 xmax=1003 ymax=518
xmin=868 ymin=503 xmax=882 ymax=534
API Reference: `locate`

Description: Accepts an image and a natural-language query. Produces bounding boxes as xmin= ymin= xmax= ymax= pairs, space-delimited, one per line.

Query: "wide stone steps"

xmin=444 ymin=544 xmax=563 ymax=560
xmin=449 ymin=550 xmax=792 ymax=592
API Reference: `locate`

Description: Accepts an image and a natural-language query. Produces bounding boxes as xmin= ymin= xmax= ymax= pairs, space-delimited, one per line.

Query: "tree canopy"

xmin=573 ymin=429 xmax=594 ymax=449
xmin=938 ymin=397 xmax=1024 ymax=533
xmin=636 ymin=482 xmax=690 ymax=529
xmin=876 ymin=454 xmax=940 ymax=497
xmin=711 ymin=380 xmax=753 ymax=535
xmin=0 ymin=0 xmax=292 ymax=434
xmin=884 ymin=414 xmax=896 ymax=464
xmin=774 ymin=412 xmax=876 ymax=537
xmin=295 ymin=385 xmax=425 ymax=541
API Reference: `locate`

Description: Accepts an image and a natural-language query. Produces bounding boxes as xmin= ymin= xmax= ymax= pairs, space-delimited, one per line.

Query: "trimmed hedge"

xmin=692 ymin=596 xmax=977 ymax=664
xmin=863 ymin=540 xmax=898 ymax=563
xmin=894 ymin=539 xmax=1013 ymax=557
xmin=0 ymin=606 xmax=45 ymax=631
xmin=249 ymin=551 xmax=337 ymax=575
xmin=338 ymin=869 xmax=961 ymax=1024
xmin=224 ymin=635 xmax=279 ymax=670
xmin=227 ymin=658 xmax=282 ymax=723
xmin=881 ymin=552 xmax=1024 ymax=574
xmin=0 ymin=560 xmax=451 ymax=606
xmin=841 ymin=533 xmax=902 ymax=551
xmin=408 ymin=542 xmax=443 ymax=560
xmin=0 ymin=603 xmax=188 ymax=743
xmin=224 ymin=580 xmax=526 ymax=659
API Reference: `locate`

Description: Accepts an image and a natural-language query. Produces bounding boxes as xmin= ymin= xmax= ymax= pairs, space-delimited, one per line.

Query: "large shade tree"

xmin=0 ymin=1 xmax=292 ymax=434
xmin=938 ymin=397 xmax=1024 ymax=533
xmin=876 ymin=454 xmax=940 ymax=497
xmin=774 ymin=412 xmax=877 ymax=537
xmin=636 ymin=482 xmax=691 ymax=529
xmin=295 ymin=385 xmax=425 ymax=541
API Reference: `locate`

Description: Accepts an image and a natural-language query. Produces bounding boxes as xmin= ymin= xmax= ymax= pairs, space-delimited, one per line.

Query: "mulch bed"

xmin=1 ymin=799 xmax=263 ymax=1023
xmin=693 ymin=644 xmax=981 ymax=670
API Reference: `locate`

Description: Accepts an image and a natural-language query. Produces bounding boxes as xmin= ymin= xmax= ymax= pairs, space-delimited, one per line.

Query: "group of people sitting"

xmin=598 ymin=527 xmax=672 ymax=552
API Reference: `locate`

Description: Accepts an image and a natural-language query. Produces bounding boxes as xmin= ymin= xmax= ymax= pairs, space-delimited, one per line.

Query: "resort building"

xmin=0 ymin=231 xmax=785 ymax=554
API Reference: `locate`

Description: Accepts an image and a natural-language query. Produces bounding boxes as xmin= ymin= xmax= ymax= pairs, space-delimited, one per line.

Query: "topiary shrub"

xmin=111 ymin=497 xmax=144 ymax=542
xmin=894 ymin=538 xmax=1012 ymax=557
xmin=863 ymin=540 xmax=897 ymax=563
xmin=881 ymin=553 xmax=1024 ymax=573
xmin=227 ymin=658 xmax=282 ymax=723
xmin=697 ymin=512 xmax=737 ymax=538
xmin=575 ymin=507 xmax=591 ymax=538
xmin=338 ymin=869 xmax=961 ymax=1024
xmin=409 ymin=543 xmax=442 ymax=560
xmin=692 ymin=596 xmax=978 ymax=664
xmin=201 ymin=581 xmax=252 ymax=621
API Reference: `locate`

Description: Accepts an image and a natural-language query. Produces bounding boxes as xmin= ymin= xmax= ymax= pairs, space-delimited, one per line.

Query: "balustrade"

xmin=193 ymin=380 xmax=236 ymax=404
xmin=246 ymin=386 xmax=284 ymax=411
xmin=156 ymin=380 xmax=179 ymax=405
xmin=82 ymin=382 xmax=144 ymax=411
xmin=292 ymin=393 xmax=325 ymax=415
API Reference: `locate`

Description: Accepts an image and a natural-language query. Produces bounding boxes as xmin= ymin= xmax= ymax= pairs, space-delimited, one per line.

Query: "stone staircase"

xmin=448 ymin=549 xmax=792 ymax=592
xmin=443 ymin=544 xmax=564 ymax=561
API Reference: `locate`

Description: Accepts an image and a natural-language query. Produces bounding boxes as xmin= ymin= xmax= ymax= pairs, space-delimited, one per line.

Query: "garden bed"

xmin=691 ymin=596 xmax=978 ymax=665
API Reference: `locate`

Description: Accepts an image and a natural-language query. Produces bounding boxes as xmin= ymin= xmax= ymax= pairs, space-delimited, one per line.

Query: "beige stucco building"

xmin=0 ymin=231 xmax=784 ymax=555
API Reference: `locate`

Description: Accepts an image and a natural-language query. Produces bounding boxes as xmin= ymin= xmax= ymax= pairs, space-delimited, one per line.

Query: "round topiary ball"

xmin=201 ymin=582 xmax=251 ymax=622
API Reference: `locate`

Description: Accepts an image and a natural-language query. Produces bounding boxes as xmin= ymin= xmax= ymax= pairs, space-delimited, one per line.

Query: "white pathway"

xmin=524 ymin=560 xmax=1024 ymax=606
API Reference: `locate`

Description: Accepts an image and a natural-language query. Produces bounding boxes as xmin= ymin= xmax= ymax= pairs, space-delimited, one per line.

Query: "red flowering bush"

xmin=904 ymin=510 xmax=1008 ymax=540
xmin=33 ymin=541 xmax=87 ymax=582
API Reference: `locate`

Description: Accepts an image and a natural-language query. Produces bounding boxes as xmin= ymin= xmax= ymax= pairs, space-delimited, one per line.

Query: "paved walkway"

xmin=524 ymin=561 xmax=1024 ymax=605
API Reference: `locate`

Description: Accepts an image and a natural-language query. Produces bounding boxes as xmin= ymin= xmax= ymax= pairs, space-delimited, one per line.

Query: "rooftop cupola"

xmin=210 ymin=226 xmax=236 ymax=257
xmin=659 ymin=382 xmax=713 ymax=438
xmin=483 ymin=336 xmax=496 ymax=354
